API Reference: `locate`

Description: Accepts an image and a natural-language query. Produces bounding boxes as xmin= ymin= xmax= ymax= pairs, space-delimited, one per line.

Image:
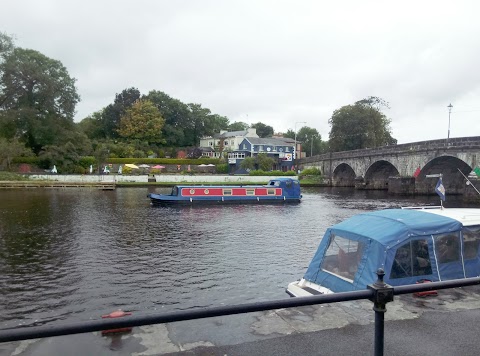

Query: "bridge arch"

xmin=332 ymin=163 xmax=356 ymax=187
xmin=416 ymin=156 xmax=472 ymax=195
xmin=364 ymin=160 xmax=400 ymax=190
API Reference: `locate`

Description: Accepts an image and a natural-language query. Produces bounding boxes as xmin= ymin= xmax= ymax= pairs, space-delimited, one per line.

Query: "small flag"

xmin=474 ymin=167 xmax=480 ymax=178
xmin=435 ymin=178 xmax=446 ymax=201
xmin=413 ymin=167 xmax=421 ymax=178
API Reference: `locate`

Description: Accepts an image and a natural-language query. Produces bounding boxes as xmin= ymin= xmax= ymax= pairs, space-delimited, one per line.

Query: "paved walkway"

xmin=2 ymin=286 xmax=480 ymax=356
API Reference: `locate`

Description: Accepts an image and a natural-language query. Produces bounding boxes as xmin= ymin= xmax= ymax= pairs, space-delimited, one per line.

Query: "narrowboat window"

xmin=285 ymin=180 xmax=292 ymax=188
xmin=223 ymin=189 xmax=232 ymax=196
xmin=267 ymin=188 xmax=276 ymax=195
xmin=462 ymin=225 xmax=480 ymax=259
xmin=434 ymin=233 xmax=461 ymax=263
xmin=390 ymin=239 xmax=432 ymax=279
xmin=268 ymin=180 xmax=280 ymax=186
xmin=246 ymin=189 xmax=255 ymax=195
xmin=321 ymin=235 xmax=364 ymax=281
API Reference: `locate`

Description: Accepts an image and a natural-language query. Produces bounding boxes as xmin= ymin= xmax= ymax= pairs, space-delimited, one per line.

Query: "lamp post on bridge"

xmin=310 ymin=134 xmax=317 ymax=157
xmin=294 ymin=121 xmax=306 ymax=171
xmin=447 ymin=103 xmax=453 ymax=143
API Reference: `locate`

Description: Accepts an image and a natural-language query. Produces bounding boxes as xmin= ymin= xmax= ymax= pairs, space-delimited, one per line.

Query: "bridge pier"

xmin=387 ymin=177 xmax=416 ymax=195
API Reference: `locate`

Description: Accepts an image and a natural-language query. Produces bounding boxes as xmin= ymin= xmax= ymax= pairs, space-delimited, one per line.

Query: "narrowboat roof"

xmin=330 ymin=209 xmax=462 ymax=247
xmin=172 ymin=177 xmax=298 ymax=189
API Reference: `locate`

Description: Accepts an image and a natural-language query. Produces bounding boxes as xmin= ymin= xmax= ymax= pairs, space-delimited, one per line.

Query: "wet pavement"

xmin=2 ymin=285 xmax=480 ymax=356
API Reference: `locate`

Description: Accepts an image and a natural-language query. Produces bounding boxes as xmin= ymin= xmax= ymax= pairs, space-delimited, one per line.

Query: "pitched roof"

xmin=214 ymin=130 xmax=248 ymax=138
xmin=244 ymin=137 xmax=294 ymax=146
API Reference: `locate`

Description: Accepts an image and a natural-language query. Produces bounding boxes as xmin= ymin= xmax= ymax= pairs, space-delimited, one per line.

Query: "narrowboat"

xmin=286 ymin=207 xmax=480 ymax=296
xmin=148 ymin=177 xmax=302 ymax=206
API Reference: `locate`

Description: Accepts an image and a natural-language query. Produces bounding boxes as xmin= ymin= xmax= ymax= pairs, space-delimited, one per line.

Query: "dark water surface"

xmin=0 ymin=187 xmax=472 ymax=330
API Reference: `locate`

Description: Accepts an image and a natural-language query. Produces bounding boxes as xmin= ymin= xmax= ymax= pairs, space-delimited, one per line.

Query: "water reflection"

xmin=0 ymin=187 xmax=475 ymax=329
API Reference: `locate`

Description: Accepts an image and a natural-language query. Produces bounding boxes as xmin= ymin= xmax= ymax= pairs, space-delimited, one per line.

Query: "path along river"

xmin=0 ymin=186 xmax=475 ymax=330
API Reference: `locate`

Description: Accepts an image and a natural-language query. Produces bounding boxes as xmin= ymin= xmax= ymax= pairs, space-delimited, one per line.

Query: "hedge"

xmin=105 ymin=158 xmax=222 ymax=165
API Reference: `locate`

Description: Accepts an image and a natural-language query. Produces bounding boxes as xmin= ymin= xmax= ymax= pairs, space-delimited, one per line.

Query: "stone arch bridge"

xmin=299 ymin=136 xmax=480 ymax=197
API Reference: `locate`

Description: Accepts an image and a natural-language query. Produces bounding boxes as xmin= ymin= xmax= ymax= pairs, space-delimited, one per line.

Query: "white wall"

xmin=28 ymin=174 xmax=297 ymax=183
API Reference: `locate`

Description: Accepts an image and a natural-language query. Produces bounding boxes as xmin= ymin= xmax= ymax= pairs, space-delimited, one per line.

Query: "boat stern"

xmin=286 ymin=279 xmax=333 ymax=297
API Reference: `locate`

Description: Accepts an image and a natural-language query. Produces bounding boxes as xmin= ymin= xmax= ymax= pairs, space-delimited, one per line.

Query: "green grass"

xmin=0 ymin=172 xmax=30 ymax=181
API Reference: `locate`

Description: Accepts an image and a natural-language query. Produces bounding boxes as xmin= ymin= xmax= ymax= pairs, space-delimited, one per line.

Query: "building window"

xmin=228 ymin=152 xmax=245 ymax=159
xmin=224 ymin=140 xmax=229 ymax=145
xmin=243 ymin=144 xmax=247 ymax=149
xmin=231 ymin=140 xmax=234 ymax=145
xmin=209 ymin=141 xmax=213 ymax=146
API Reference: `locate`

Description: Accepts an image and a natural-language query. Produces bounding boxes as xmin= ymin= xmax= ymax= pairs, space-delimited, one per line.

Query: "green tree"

xmin=256 ymin=153 xmax=275 ymax=171
xmin=328 ymin=96 xmax=396 ymax=152
xmin=77 ymin=111 xmax=105 ymax=140
xmin=251 ymin=122 xmax=274 ymax=138
xmin=0 ymin=45 xmax=80 ymax=153
xmin=0 ymin=137 xmax=33 ymax=169
xmin=118 ymin=99 xmax=165 ymax=144
xmin=228 ymin=121 xmax=249 ymax=131
xmin=240 ymin=156 xmax=256 ymax=170
xmin=145 ymin=90 xmax=191 ymax=146
xmin=296 ymin=127 xmax=321 ymax=157
xmin=0 ymin=32 xmax=14 ymax=63
xmin=101 ymin=87 xmax=141 ymax=139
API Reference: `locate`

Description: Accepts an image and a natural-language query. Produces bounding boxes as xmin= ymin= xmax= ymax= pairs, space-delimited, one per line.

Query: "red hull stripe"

xmin=181 ymin=187 xmax=282 ymax=197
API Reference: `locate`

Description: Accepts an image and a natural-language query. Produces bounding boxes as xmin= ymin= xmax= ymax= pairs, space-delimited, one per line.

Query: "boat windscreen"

xmin=171 ymin=186 xmax=178 ymax=196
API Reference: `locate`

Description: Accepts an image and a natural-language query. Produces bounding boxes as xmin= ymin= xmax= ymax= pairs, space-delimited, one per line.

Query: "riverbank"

xmin=0 ymin=174 xmax=319 ymax=188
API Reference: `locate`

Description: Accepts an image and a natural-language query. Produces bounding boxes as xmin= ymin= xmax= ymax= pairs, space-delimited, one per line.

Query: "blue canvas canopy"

xmin=303 ymin=209 xmax=466 ymax=293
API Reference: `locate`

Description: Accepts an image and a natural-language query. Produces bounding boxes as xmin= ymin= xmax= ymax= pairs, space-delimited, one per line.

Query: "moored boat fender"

xmin=101 ymin=310 xmax=133 ymax=335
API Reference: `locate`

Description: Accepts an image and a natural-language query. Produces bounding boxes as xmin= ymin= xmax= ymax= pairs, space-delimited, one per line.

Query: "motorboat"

xmin=287 ymin=207 xmax=480 ymax=296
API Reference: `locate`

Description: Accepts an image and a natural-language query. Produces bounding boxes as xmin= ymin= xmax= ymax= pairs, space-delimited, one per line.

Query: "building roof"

xmin=244 ymin=137 xmax=295 ymax=146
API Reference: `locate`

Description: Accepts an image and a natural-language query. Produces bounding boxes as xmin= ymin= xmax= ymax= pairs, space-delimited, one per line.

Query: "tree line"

xmin=0 ymin=32 xmax=396 ymax=172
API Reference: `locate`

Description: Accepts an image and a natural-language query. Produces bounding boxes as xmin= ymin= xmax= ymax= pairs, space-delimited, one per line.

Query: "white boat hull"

xmin=286 ymin=279 xmax=333 ymax=297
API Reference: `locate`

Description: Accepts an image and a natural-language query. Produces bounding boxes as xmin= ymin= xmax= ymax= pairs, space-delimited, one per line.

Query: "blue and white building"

xmin=200 ymin=129 xmax=301 ymax=172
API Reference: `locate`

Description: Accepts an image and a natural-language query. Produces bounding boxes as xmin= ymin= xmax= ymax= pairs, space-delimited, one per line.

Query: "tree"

xmin=145 ymin=90 xmax=191 ymax=146
xmin=296 ymin=127 xmax=321 ymax=157
xmin=251 ymin=122 xmax=274 ymax=138
xmin=0 ymin=32 xmax=14 ymax=63
xmin=240 ymin=157 xmax=256 ymax=171
xmin=0 ymin=45 xmax=80 ymax=153
xmin=256 ymin=153 xmax=275 ymax=171
xmin=328 ymin=96 xmax=396 ymax=152
xmin=0 ymin=137 xmax=33 ymax=169
xmin=77 ymin=111 xmax=105 ymax=140
xmin=118 ymin=99 xmax=165 ymax=144
xmin=101 ymin=87 xmax=141 ymax=139
xmin=228 ymin=121 xmax=249 ymax=131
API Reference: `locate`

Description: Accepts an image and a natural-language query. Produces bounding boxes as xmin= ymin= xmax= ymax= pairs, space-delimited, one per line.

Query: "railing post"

xmin=367 ymin=268 xmax=394 ymax=356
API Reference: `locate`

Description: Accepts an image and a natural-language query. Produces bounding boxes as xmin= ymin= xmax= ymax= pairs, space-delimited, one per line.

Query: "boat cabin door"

xmin=433 ymin=233 xmax=465 ymax=280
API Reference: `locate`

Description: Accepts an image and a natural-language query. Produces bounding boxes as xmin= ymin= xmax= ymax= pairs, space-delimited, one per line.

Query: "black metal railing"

xmin=1 ymin=270 xmax=480 ymax=356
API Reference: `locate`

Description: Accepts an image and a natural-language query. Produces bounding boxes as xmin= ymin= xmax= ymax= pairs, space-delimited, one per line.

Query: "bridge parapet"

xmin=301 ymin=136 xmax=480 ymax=164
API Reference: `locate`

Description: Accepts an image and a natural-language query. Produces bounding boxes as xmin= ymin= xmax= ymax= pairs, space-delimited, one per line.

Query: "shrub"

xmin=300 ymin=167 xmax=322 ymax=176
xmin=216 ymin=163 xmax=228 ymax=174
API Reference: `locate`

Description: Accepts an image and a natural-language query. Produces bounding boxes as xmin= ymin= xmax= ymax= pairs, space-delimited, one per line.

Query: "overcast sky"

xmin=2 ymin=0 xmax=479 ymax=144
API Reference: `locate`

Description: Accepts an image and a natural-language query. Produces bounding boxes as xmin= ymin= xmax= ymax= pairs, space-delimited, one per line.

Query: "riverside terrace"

xmin=1 ymin=275 xmax=480 ymax=356
xmin=300 ymin=136 xmax=480 ymax=195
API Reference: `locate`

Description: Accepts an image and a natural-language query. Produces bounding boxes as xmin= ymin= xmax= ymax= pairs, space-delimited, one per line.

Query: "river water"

xmin=0 ymin=186 xmax=473 ymax=330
